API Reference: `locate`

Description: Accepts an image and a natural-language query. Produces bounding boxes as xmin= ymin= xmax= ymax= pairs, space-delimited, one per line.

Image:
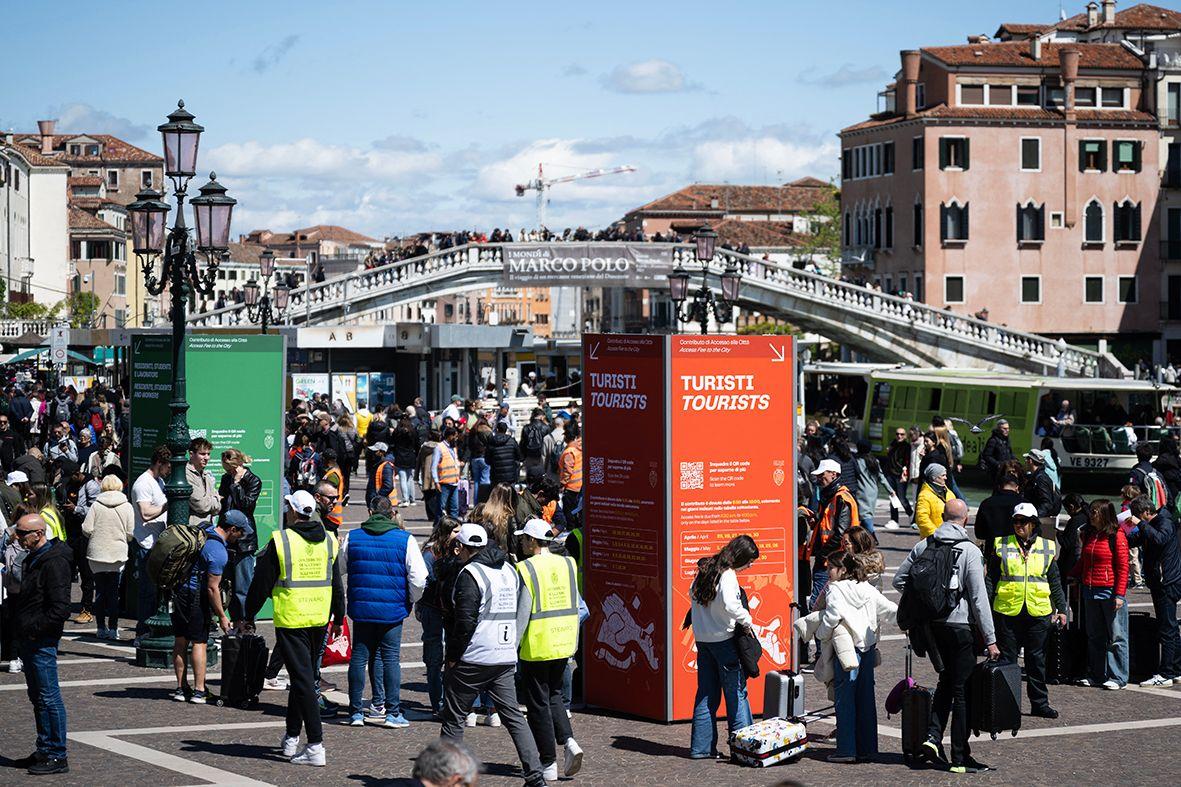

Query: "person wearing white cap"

xmin=985 ymin=502 xmax=1068 ymax=719
xmin=515 ymin=518 xmax=585 ymax=780
xmin=441 ymin=522 xmax=546 ymax=787
xmin=243 ymin=488 xmax=345 ymax=767
xmin=803 ymin=458 xmax=859 ymax=614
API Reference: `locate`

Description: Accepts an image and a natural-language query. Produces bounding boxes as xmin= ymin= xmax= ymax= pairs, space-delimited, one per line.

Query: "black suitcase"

xmin=900 ymin=647 xmax=933 ymax=767
xmin=1045 ymin=624 xmax=1086 ymax=685
xmin=1129 ymin=610 xmax=1160 ymax=683
xmin=968 ymin=660 xmax=1021 ymax=739
xmin=217 ymin=633 xmax=269 ymax=708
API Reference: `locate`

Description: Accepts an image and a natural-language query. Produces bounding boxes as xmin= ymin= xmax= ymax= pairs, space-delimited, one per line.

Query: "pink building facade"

xmin=841 ymin=41 xmax=1161 ymax=360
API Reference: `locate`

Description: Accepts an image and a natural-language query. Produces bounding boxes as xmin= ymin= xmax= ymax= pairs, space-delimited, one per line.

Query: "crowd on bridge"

xmin=3 ymin=365 xmax=1181 ymax=783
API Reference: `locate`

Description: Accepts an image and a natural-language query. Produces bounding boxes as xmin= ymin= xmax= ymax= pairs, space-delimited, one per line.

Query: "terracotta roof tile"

xmin=0 ymin=142 xmax=69 ymax=169
xmin=923 ymin=41 xmax=1144 ymax=70
xmin=293 ymin=224 xmax=380 ymax=244
xmin=994 ymin=23 xmax=1050 ymax=38
xmin=14 ymin=133 xmax=162 ymax=164
xmin=629 ymin=182 xmax=833 ymax=215
xmin=68 ymin=206 xmax=121 ymax=232
xmin=670 ymin=219 xmax=805 ymax=248
xmin=843 ymin=104 xmax=1156 ymax=132
xmin=68 ymin=176 xmax=103 ymax=187
xmin=1055 ymin=3 xmax=1181 ymax=32
xmin=785 ymin=176 xmax=831 ymax=188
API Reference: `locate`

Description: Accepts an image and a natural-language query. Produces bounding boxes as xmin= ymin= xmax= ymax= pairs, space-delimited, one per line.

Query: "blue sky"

xmin=1 ymin=0 xmax=1085 ymax=237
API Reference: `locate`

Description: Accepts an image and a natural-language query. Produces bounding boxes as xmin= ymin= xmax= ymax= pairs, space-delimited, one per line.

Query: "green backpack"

xmin=147 ymin=524 xmax=206 ymax=589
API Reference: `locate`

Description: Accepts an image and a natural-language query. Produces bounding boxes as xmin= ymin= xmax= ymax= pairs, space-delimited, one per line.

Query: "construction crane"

xmin=514 ymin=163 xmax=636 ymax=229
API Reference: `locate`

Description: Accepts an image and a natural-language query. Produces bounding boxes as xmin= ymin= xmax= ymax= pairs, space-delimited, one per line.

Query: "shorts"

xmin=170 ymin=586 xmax=211 ymax=642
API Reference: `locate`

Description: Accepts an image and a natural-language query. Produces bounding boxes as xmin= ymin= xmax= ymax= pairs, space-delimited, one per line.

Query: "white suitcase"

xmin=763 ymin=670 xmax=805 ymax=720
xmin=730 ymin=717 xmax=808 ymax=767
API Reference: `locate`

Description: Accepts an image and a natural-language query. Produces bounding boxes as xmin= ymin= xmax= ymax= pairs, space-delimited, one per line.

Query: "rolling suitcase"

xmin=1045 ymin=623 xmax=1086 ymax=684
xmin=217 ymin=633 xmax=269 ymax=708
xmin=1128 ymin=611 xmax=1160 ymax=684
xmin=730 ymin=718 xmax=807 ymax=767
xmin=968 ymin=660 xmax=1021 ymax=739
xmin=898 ymin=646 xmax=933 ymax=767
xmin=762 ymin=670 xmax=805 ymax=720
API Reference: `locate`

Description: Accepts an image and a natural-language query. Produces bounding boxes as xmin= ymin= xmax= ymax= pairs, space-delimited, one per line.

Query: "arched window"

xmin=1084 ymin=200 xmax=1104 ymax=243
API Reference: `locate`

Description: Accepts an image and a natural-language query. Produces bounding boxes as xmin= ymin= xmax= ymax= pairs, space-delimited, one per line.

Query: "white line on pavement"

xmin=71 ymin=728 xmax=279 ymax=787
xmin=805 ymin=715 xmax=1181 ymax=741
xmin=0 ymin=661 xmax=426 ymax=691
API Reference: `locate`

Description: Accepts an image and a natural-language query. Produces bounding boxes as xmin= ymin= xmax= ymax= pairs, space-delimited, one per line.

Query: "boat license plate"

xmin=1070 ymin=456 xmax=1110 ymax=468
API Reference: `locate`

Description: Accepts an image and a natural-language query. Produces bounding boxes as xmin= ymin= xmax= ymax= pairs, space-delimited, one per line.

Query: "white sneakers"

xmin=290 ymin=743 xmax=326 ymax=767
xmin=564 ymin=739 xmax=584 ymax=777
xmin=884 ymin=521 xmax=901 ymax=530
xmin=1139 ymin=674 xmax=1177 ymax=687
xmin=542 ymin=762 xmax=559 ymax=782
xmin=484 ymin=712 xmax=501 ymax=727
xmin=280 ymin=736 xmax=301 ymax=758
xmin=1102 ymin=680 xmax=1124 ymax=691
xmin=465 ymin=712 xmax=478 ymax=727
xmin=7 ymin=657 xmax=22 ymax=673
xmin=263 ymin=677 xmax=289 ymax=691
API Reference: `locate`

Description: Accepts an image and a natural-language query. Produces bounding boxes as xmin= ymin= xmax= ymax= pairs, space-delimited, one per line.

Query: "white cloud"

xmin=602 ymin=59 xmax=698 ymax=94
xmin=691 ymin=136 xmax=839 ymax=183
xmin=205 ymin=138 xmax=443 ymax=183
xmin=253 ymin=34 xmax=300 ymax=74
xmin=52 ymin=103 xmax=150 ymax=140
xmin=799 ymin=63 xmax=889 ymax=88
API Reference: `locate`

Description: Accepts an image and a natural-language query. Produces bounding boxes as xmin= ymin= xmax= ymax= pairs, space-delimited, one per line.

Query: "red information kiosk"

xmin=580 ymin=333 xmax=798 ymax=722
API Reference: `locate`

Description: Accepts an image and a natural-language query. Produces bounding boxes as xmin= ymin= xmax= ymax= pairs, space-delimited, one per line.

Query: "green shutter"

xmin=1133 ymin=141 xmax=1142 ymax=173
xmin=940 ymin=204 xmax=948 ymax=240
xmin=962 ymin=138 xmax=970 ymax=170
xmin=963 ymin=204 xmax=970 ymax=239
xmin=1098 ymin=141 xmax=1108 ymax=172
xmin=1016 ymin=204 xmax=1023 ymax=242
xmin=939 ymin=138 xmax=949 ymax=169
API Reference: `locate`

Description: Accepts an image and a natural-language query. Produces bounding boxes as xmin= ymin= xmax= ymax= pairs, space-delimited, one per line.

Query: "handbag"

xmin=734 ymin=587 xmax=762 ymax=679
xmin=321 ymin=618 xmax=352 ymax=667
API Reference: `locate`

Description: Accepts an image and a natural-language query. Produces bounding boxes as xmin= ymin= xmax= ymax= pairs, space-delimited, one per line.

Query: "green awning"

xmin=67 ymin=350 xmax=100 ymax=365
xmin=1 ymin=348 xmax=47 ymax=364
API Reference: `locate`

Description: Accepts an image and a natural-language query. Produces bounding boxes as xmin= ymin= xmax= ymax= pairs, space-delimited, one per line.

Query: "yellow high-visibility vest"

xmin=517 ymin=551 xmax=580 ymax=662
xmin=992 ymin=535 xmax=1056 ymax=618
xmin=272 ymin=528 xmax=338 ymax=629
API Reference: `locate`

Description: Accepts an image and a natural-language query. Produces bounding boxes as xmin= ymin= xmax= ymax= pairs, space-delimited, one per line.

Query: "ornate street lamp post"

xmin=127 ymin=100 xmax=235 ymax=667
xmin=668 ymin=225 xmax=742 ymax=334
xmin=244 ymin=249 xmax=290 ymax=334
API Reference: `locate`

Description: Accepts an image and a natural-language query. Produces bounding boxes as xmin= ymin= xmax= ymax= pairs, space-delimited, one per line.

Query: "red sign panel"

xmin=668 ymin=335 xmax=797 ymax=720
xmin=581 ymin=334 xmax=667 ymax=719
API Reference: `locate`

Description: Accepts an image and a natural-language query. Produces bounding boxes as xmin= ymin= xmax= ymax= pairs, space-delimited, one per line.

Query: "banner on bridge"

xmin=501 ymin=243 xmax=674 ymax=287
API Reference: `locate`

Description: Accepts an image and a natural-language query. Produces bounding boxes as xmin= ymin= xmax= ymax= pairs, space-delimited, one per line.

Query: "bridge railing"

xmin=187 ymin=241 xmax=1123 ymax=378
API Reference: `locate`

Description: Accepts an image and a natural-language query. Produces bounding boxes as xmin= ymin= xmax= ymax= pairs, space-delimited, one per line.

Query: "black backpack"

xmin=523 ymin=423 xmax=545 ymax=458
xmin=897 ymin=536 xmax=968 ymax=630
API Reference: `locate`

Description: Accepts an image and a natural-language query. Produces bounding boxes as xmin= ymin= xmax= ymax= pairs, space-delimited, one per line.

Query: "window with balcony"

xmin=1085 ymin=200 xmax=1105 ymax=244
xmin=1075 ymin=86 xmax=1097 ymax=108
xmin=939 ymin=137 xmax=969 ymax=170
xmin=1079 ymin=140 xmax=1106 ymax=172
xmin=940 ymin=201 xmax=969 ymax=242
xmin=1118 ymin=276 xmax=1137 ymax=303
xmin=912 ymin=136 xmax=924 ymax=170
xmin=945 ymin=275 xmax=965 ymax=303
xmin=1021 ymin=276 xmax=1042 ymax=304
xmin=1017 ymin=85 xmax=1040 ymax=106
xmin=1113 ymin=140 xmax=1141 ymax=173
xmin=1114 ymin=200 xmax=1141 ymax=243
xmin=1016 ymin=203 xmax=1045 ymax=243
xmin=1101 ymin=87 xmax=1124 ymax=108
xmin=1021 ymin=138 xmax=1041 ymax=171
xmin=1084 ymin=276 xmax=1104 ymax=303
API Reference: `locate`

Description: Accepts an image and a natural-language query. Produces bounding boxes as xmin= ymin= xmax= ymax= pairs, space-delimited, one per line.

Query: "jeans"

xmin=93 ymin=569 xmax=122 ymax=631
xmin=947 ymin=474 xmax=966 ymax=504
xmin=1153 ymin=589 xmax=1181 ymax=679
xmin=417 ymin=605 xmax=445 ymax=714
xmin=276 ymin=626 xmax=324 ymax=744
xmin=348 ymin=620 xmax=404 ymax=716
xmin=20 ymin=638 xmax=68 ymax=759
xmin=927 ymin=623 xmax=976 ymax=767
xmin=1083 ymin=588 xmax=1129 ymax=686
xmin=994 ymin=610 xmax=1051 ymax=710
xmin=808 ymin=568 xmax=830 ymax=613
xmin=438 ymin=483 xmax=459 ymax=521
xmin=133 ymin=543 xmax=157 ymax=636
xmin=520 ymin=658 xmax=574 ymax=767
xmin=397 ymin=468 xmax=416 ymax=504
xmin=885 ymin=473 xmax=913 ymax=520
xmin=229 ymin=553 xmax=255 ymax=622
xmin=690 ymin=638 xmax=753 ymax=758
xmin=833 ymin=646 xmax=877 ymax=759
xmin=469 ymin=457 xmax=490 ymax=507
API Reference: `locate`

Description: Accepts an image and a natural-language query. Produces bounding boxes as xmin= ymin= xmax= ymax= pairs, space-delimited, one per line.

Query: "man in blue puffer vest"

xmin=342 ymin=496 xmax=427 ymax=728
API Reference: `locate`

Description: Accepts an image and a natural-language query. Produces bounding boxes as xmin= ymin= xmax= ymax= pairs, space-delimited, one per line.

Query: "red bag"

xmin=321 ymin=618 xmax=352 ymax=667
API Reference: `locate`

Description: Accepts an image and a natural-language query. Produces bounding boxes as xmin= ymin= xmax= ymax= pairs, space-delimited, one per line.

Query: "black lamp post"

xmin=127 ymin=100 xmax=235 ymax=668
xmin=244 ymin=249 xmax=290 ymax=334
xmin=669 ymin=225 xmax=741 ymax=334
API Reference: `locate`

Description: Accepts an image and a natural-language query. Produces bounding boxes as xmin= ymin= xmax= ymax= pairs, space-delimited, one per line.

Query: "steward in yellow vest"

xmin=986 ymin=503 xmax=1068 ymax=719
xmin=513 ymin=517 xmax=585 ymax=777
xmin=243 ymin=489 xmax=344 ymax=764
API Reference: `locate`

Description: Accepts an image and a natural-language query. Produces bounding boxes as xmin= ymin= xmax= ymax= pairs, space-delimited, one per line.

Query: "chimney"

xmin=1031 ymin=37 xmax=1042 ymax=61
xmin=1102 ymin=0 xmax=1116 ymax=25
xmin=1087 ymin=2 xmax=1099 ymax=27
xmin=901 ymin=50 xmax=922 ymax=117
xmin=37 ymin=119 xmax=55 ymax=155
xmin=1061 ymin=47 xmax=1080 ymax=115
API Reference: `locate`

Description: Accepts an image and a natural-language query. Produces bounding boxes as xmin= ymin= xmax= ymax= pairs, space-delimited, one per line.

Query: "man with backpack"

xmin=1129 ymin=443 xmax=1160 ymax=499
xmin=894 ymin=498 xmax=999 ymax=774
xmin=170 ymin=512 xmax=252 ymax=705
xmin=519 ymin=409 xmax=549 ymax=486
xmin=1127 ymin=495 xmax=1181 ymax=687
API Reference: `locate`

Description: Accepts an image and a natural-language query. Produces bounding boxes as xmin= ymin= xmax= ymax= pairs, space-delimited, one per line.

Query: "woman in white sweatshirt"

xmin=817 ymin=550 xmax=897 ymax=763
xmin=81 ymin=475 xmax=135 ymax=640
xmin=688 ymin=534 xmax=760 ymax=759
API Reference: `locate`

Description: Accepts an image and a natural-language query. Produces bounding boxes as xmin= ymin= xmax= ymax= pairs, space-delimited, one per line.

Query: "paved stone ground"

xmin=2 ymin=488 xmax=1179 ymax=786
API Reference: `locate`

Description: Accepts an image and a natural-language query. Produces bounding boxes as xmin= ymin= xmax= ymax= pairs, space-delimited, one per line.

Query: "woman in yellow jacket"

xmin=914 ymin=463 xmax=956 ymax=538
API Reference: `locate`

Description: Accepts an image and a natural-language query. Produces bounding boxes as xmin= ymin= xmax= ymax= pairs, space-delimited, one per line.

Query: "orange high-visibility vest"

xmin=323 ymin=467 xmax=345 ymax=527
xmin=805 ymin=486 xmax=859 ymax=561
xmin=436 ymin=444 xmax=460 ymax=486
xmin=374 ymin=460 xmax=400 ymax=506
xmin=559 ymin=440 xmax=583 ymax=492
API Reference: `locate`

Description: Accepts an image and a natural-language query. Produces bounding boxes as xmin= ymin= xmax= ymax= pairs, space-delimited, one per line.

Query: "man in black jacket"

xmin=1022 ymin=450 xmax=1060 ymax=525
xmin=487 ymin=421 xmax=522 ymax=485
xmin=313 ymin=413 xmax=347 ymax=467
xmin=11 ymin=512 xmax=73 ymax=775
xmin=973 ymin=461 xmax=1025 ymax=559
xmin=883 ymin=426 xmax=913 ymax=525
xmin=1128 ymin=496 xmax=1181 ymax=687
xmin=978 ymin=421 xmax=1014 ymax=482
xmin=519 ymin=409 xmax=549 ymax=486
xmin=441 ymin=523 xmax=544 ymax=787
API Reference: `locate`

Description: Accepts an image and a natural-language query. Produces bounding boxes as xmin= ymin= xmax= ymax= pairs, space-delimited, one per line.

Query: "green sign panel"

xmin=131 ymin=333 xmax=287 ymax=549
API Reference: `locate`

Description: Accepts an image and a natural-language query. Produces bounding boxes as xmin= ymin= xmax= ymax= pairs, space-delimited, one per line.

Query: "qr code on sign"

xmin=589 ymin=456 xmax=605 ymax=485
xmin=679 ymin=461 xmax=704 ymax=490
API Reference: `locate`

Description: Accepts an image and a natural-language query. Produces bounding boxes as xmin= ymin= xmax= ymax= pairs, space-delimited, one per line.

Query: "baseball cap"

xmin=222 ymin=509 xmax=254 ymax=536
xmin=457 ymin=522 xmax=488 ymax=547
xmin=371 ymin=441 xmax=389 ymax=452
xmin=1012 ymin=502 xmax=1039 ymax=520
xmin=284 ymin=489 xmax=316 ymax=517
xmin=5 ymin=470 xmax=28 ymax=485
xmin=811 ymin=458 xmax=843 ymax=476
xmin=1024 ymin=449 xmax=1048 ymax=464
xmin=513 ymin=518 xmax=554 ymax=541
